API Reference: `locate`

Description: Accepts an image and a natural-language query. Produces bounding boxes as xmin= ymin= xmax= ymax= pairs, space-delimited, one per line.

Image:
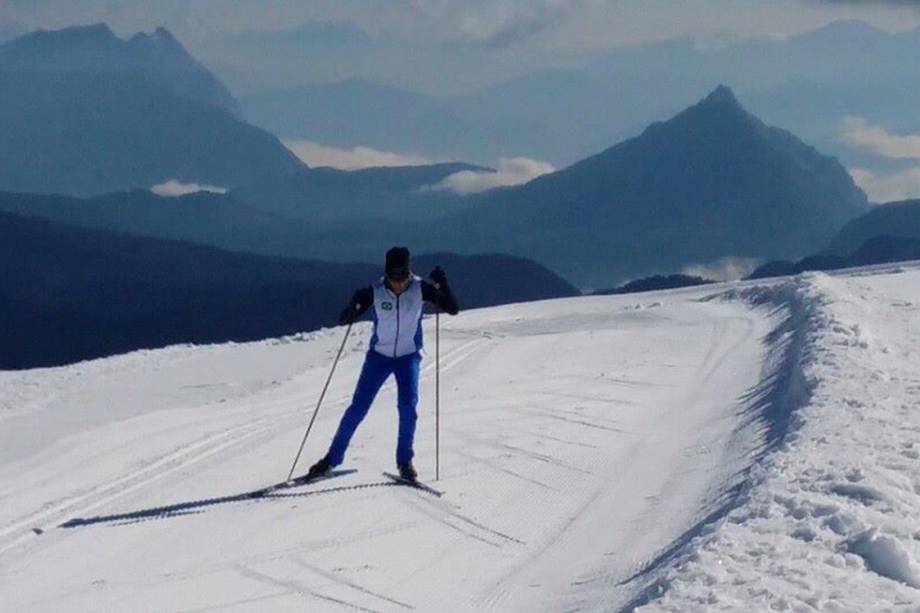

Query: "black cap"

xmin=385 ymin=246 xmax=411 ymax=279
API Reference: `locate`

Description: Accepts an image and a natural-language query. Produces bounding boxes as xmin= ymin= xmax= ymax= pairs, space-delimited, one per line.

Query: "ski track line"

xmin=9 ymin=336 xmax=485 ymax=545
xmin=501 ymin=423 xmax=599 ymax=449
xmin=478 ymin=310 xmax=761 ymax=610
xmin=294 ymin=556 xmax=415 ymax=610
xmin=490 ymin=439 xmax=594 ymax=476
xmin=400 ymin=494 xmax=504 ymax=548
xmin=413 ymin=493 xmax=526 ymax=545
xmin=452 ymin=448 xmax=559 ymax=490
xmin=0 ymin=418 xmax=278 ymax=553
xmin=175 ymin=590 xmax=292 ymax=613
xmin=235 ymin=563 xmax=383 ymax=613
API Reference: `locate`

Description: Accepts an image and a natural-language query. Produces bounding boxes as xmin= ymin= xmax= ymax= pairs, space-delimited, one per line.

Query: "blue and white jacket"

xmin=344 ymin=275 xmax=459 ymax=358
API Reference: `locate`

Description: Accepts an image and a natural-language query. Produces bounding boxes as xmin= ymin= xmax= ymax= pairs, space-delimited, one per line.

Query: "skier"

xmin=306 ymin=246 xmax=459 ymax=482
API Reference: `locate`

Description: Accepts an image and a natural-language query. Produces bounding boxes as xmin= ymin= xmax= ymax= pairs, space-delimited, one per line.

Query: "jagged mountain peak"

xmin=128 ymin=26 xmax=184 ymax=51
xmin=700 ymin=84 xmax=741 ymax=109
xmin=33 ymin=22 xmax=116 ymax=41
xmin=0 ymin=23 xmax=241 ymax=118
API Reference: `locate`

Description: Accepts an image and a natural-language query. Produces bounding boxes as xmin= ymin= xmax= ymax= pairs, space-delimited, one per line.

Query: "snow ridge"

xmin=623 ymin=275 xmax=821 ymax=609
xmin=637 ymin=270 xmax=920 ymax=611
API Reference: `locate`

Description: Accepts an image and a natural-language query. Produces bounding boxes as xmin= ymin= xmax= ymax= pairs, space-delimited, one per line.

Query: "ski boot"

xmin=397 ymin=461 xmax=417 ymax=482
xmin=305 ymin=455 xmax=332 ymax=481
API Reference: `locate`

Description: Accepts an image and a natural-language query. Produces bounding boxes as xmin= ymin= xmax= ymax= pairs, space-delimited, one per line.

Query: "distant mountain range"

xmin=2 ymin=86 xmax=869 ymax=289
xmin=0 ymin=24 xmax=305 ymax=196
xmin=0 ymin=210 xmax=577 ymax=369
xmin=240 ymin=20 xmax=920 ymax=178
xmin=293 ymin=87 xmax=868 ymax=288
xmin=746 ymin=197 xmax=920 ymax=278
xmin=748 ymin=235 xmax=920 ymax=280
xmin=825 ymin=199 xmax=920 ymax=256
xmin=0 ymin=156 xmax=488 ymax=253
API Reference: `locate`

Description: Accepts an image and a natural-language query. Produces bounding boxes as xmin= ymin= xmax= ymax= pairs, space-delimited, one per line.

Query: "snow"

xmin=637 ymin=266 xmax=920 ymax=612
xmin=1 ymin=263 xmax=920 ymax=611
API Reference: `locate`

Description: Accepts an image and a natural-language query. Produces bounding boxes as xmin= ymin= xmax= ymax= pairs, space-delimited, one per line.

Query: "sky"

xmin=3 ymin=0 xmax=920 ymax=94
xmin=4 ymin=0 xmax=920 ymax=199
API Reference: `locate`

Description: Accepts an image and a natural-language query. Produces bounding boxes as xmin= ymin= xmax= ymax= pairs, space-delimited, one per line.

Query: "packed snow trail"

xmin=0 ymin=285 xmax=774 ymax=610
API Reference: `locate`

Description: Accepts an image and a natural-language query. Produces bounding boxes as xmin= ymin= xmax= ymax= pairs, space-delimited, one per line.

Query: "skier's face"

xmin=387 ymin=275 xmax=410 ymax=295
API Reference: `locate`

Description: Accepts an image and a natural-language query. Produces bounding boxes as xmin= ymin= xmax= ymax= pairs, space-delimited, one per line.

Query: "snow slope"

xmin=1 ymin=264 xmax=918 ymax=611
xmin=638 ymin=265 xmax=920 ymax=612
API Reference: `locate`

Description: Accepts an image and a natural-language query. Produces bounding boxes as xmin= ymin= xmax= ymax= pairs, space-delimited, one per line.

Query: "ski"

xmin=250 ymin=468 xmax=357 ymax=498
xmin=383 ymin=472 xmax=444 ymax=497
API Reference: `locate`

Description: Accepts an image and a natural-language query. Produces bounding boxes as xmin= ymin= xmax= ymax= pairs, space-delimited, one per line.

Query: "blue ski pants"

xmin=327 ymin=350 xmax=421 ymax=467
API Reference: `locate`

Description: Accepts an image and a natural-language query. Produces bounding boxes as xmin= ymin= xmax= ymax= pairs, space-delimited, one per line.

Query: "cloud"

xmin=283 ymin=140 xmax=434 ymax=170
xmin=424 ymin=157 xmax=555 ymax=195
xmin=397 ymin=0 xmax=574 ymax=46
xmin=150 ymin=180 xmax=227 ymax=197
xmin=849 ymin=167 xmax=920 ymax=202
xmin=840 ymin=117 xmax=920 ymax=160
xmin=682 ymin=257 xmax=762 ymax=282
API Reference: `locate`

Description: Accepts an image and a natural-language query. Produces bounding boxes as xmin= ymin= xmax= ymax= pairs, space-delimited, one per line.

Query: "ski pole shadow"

xmin=59 ymin=474 xmax=398 ymax=529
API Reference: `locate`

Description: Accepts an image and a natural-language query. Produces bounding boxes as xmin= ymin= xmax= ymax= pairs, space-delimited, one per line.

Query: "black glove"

xmin=339 ymin=305 xmax=358 ymax=325
xmin=428 ymin=266 xmax=447 ymax=286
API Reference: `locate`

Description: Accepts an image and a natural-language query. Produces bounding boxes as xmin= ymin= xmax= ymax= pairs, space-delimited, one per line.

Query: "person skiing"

xmin=306 ymin=246 xmax=459 ymax=482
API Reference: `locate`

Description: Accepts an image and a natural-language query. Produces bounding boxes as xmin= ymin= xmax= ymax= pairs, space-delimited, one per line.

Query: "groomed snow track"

xmin=6 ymin=268 xmax=914 ymax=611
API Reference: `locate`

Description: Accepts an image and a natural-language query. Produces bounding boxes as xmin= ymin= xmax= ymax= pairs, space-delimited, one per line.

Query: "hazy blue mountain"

xmin=431 ymin=86 xmax=870 ymax=287
xmin=0 ymin=22 xmax=25 ymax=44
xmin=0 ymin=210 xmax=577 ymax=369
xmin=238 ymin=20 xmax=920 ymax=174
xmin=255 ymin=87 xmax=868 ymax=289
xmin=2 ymin=86 xmax=869 ymax=291
xmin=231 ymin=162 xmax=490 ymax=222
xmin=0 ymin=158 xmax=490 ymax=253
xmin=0 ymin=23 xmax=239 ymax=115
xmin=410 ymin=253 xmax=579 ymax=309
xmin=593 ymin=275 xmax=715 ymax=296
xmin=0 ymin=190 xmax=318 ymax=257
xmin=748 ymin=235 xmax=920 ymax=280
xmin=825 ymin=200 xmax=920 ymax=256
xmin=0 ymin=24 xmax=305 ymax=196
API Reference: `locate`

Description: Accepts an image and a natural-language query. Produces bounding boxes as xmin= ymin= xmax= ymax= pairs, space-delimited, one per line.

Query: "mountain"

xmin=430 ymin=86 xmax=869 ymax=287
xmin=825 ymin=199 xmax=920 ymax=256
xmin=748 ymin=235 xmax=920 ymax=279
xmin=238 ymin=20 xmax=920 ymax=179
xmin=0 ymin=209 xmax=577 ymax=369
xmin=593 ymin=274 xmax=715 ymax=296
xmin=0 ymin=190 xmax=317 ymax=258
xmin=231 ymin=162 xmax=489 ymax=222
xmin=235 ymin=87 xmax=868 ymax=288
xmin=0 ymin=156 xmax=489 ymax=254
xmin=0 ymin=23 xmax=239 ymax=115
xmin=0 ymin=24 xmax=305 ymax=196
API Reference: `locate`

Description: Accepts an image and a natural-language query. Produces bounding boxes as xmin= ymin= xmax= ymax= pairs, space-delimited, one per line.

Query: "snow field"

xmin=4 ymin=265 xmax=918 ymax=611
xmin=638 ymin=267 xmax=920 ymax=612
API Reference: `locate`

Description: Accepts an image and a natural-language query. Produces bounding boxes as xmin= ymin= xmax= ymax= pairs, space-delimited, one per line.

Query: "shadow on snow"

xmin=59 ymin=471 xmax=396 ymax=529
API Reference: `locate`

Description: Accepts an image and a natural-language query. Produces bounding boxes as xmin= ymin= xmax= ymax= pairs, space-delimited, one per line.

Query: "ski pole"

xmin=435 ymin=309 xmax=440 ymax=481
xmin=286 ymin=320 xmax=353 ymax=482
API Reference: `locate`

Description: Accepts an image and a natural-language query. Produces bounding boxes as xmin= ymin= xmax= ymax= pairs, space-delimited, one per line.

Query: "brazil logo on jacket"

xmin=371 ymin=277 xmax=425 ymax=357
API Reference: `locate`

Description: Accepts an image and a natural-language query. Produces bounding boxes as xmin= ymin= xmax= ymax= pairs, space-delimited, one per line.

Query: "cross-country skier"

xmin=306 ymin=246 xmax=459 ymax=481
